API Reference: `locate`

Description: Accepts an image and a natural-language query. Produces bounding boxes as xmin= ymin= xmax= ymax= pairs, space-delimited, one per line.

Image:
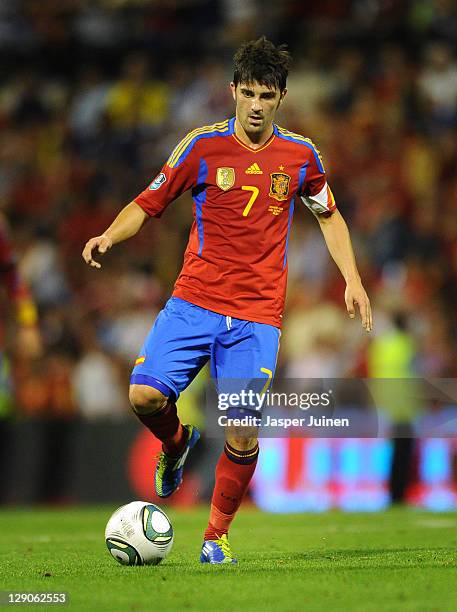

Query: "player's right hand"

xmin=82 ymin=234 xmax=113 ymax=269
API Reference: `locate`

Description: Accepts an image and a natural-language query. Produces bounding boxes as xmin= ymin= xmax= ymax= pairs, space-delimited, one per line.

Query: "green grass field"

xmin=1 ymin=506 xmax=457 ymax=611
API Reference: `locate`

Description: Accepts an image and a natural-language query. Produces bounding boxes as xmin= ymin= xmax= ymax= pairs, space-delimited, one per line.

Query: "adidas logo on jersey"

xmin=245 ymin=163 xmax=263 ymax=174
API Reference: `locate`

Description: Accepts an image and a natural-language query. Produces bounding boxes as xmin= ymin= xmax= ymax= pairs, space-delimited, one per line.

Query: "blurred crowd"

xmin=1 ymin=0 xmax=456 ymax=422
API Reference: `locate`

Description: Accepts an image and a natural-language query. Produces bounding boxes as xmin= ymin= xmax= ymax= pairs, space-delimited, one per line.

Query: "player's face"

xmin=230 ymin=81 xmax=286 ymax=136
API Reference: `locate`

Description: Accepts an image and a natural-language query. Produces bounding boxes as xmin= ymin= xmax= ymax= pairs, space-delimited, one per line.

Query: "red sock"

xmin=134 ymin=401 xmax=186 ymax=457
xmin=204 ymin=442 xmax=259 ymax=541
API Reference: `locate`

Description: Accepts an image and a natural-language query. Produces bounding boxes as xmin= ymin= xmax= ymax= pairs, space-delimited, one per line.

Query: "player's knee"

xmin=226 ymin=428 xmax=258 ymax=451
xmin=228 ymin=438 xmax=258 ymax=451
xmin=129 ymin=384 xmax=168 ymax=415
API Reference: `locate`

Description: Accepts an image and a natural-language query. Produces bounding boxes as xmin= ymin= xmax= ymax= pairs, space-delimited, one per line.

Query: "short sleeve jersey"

xmin=135 ymin=117 xmax=336 ymax=328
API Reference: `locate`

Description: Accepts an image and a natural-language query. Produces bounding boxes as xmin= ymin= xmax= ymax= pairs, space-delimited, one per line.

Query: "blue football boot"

xmin=155 ymin=424 xmax=200 ymax=498
xmin=200 ymin=534 xmax=237 ymax=564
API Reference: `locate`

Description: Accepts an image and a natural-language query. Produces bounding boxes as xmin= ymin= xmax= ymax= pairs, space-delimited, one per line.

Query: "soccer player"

xmin=83 ymin=37 xmax=372 ymax=564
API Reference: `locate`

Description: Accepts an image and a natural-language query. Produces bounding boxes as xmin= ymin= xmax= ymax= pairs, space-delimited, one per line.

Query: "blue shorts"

xmin=130 ymin=297 xmax=280 ymax=402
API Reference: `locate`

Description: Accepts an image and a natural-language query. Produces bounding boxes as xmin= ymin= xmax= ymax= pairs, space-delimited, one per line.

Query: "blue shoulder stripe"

xmin=276 ymin=127 xmax=325 ymax=174
xmin=168 ymin=118 xmax=235 ymax=168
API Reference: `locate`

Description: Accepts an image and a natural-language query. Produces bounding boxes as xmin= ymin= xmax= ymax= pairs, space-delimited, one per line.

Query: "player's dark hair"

xmin=233 ymin=36 xmax=292 ymax=92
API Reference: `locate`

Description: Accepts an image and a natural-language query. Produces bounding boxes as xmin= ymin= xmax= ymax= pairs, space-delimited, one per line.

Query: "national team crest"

xmin=216 ymin=167 xmax=235 ymax=191
xmin=269 ymin=173 xmax=291 ymax=202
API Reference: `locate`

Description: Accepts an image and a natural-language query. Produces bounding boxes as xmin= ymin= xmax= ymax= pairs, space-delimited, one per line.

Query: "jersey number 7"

xmin=241 ymin=185 xmax=260 ymax=217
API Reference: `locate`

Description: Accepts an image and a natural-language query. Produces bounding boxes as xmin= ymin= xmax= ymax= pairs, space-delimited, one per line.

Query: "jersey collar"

xmin=231 ymin=118 xmax=277 ymax=153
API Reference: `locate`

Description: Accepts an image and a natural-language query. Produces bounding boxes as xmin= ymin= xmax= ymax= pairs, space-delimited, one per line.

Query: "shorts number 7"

xmin=241 ymin=185 xmax=260 ymax=216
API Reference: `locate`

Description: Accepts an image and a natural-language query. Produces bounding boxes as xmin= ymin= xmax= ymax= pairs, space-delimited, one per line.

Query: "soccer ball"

xmin=105 ymin=501 xmax=173 ymax=566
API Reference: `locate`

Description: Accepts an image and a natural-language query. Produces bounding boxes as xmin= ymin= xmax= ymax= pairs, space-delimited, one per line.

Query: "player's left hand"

xmin=345 ymin=281 xmax=372 ymax=332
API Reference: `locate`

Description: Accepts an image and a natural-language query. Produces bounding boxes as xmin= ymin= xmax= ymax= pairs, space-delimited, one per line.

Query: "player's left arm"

xmin=301 ymin=146 xmax=372 ymax=332
xmin=316 ymin=209 xmax=372 ymax=332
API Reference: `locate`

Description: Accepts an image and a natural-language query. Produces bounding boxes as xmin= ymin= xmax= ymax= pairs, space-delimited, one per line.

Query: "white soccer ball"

xmin=105 ymin=501 xmax=174 ymax=566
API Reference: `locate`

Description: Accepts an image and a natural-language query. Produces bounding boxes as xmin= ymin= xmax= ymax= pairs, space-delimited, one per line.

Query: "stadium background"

xmin=0 ymin=0 xmax=456 ymax=511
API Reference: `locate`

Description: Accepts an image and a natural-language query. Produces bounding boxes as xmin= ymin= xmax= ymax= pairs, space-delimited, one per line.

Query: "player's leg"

xmin=200 ymin=425 xmax=259 ymax=564
xmin=129 ymin=297 xmax=213 ymax=497
xmin=201 ymin=320 xmax=280 ymax=564
xmin=129 ymin=384 xmax=188 ymax=458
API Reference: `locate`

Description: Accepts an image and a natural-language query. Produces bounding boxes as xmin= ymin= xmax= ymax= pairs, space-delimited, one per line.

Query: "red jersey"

xmin=135 ymin=118 xmax=336 ymax=327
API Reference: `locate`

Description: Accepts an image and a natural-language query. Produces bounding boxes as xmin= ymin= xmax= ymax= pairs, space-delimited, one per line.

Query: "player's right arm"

xmin=83 ymin=129 xmax=201 ymax=269
xmin=82 ymin=202 xmax=148 ymax=269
